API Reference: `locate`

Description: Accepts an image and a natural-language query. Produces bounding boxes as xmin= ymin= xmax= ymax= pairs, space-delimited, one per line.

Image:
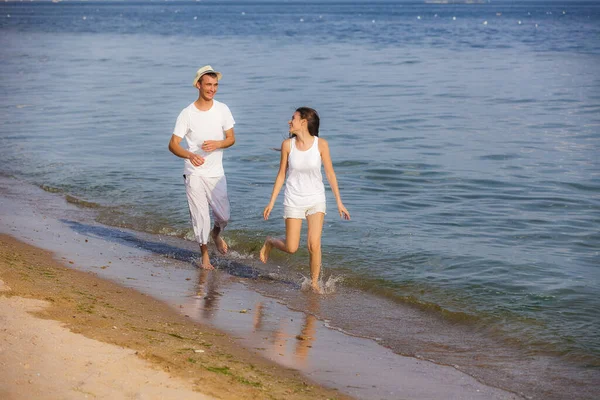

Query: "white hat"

xmin=193 ymin=65 xmax=222 ymax=87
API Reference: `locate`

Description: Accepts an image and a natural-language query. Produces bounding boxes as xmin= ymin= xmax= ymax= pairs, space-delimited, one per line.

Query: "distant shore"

xmin=425 ymin=0 xmax=486 ymax=4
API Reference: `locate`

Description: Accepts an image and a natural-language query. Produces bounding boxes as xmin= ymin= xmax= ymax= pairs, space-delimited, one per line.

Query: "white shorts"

xmin=283 ymin=202 xmax=326 ymax=220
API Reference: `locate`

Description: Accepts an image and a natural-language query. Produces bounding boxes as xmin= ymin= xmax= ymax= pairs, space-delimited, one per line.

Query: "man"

xmin=169 ymin=65 xmax=235 ymax=270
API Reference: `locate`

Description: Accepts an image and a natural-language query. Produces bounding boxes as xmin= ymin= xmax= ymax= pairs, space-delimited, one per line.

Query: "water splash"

xmin=300 ymin=273 xmax=345 ymax=294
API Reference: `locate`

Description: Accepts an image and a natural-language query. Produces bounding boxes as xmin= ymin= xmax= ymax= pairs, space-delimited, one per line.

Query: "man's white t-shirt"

xmin=173 ymin=100 xmax=235 ymax=177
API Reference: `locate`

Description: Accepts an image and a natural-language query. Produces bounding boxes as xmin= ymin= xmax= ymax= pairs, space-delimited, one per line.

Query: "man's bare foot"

xmin=212 ymin=233 xmax=228 ymax=254
xmin=259 ymin=238 xmax=272 ymax=263
xmin=201 ymin=262 xmax=215 ymax=270
xmin=201 ymin=253 xmax=214 ymax=270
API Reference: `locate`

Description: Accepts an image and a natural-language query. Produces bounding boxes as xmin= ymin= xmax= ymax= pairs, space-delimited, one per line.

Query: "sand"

xmin=0 ymin=234 xmax=351 ymax=400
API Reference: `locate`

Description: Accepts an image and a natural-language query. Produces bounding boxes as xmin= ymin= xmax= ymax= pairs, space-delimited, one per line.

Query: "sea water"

xmin=1 ymin=1 xmax=599 ymax=398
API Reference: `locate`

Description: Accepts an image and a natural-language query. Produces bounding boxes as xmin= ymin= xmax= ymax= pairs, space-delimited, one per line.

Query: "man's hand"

xmin=201 ymin=140 xmax=220 ymax=152
xmin=188 ymin=153 xmax=205 ymax=167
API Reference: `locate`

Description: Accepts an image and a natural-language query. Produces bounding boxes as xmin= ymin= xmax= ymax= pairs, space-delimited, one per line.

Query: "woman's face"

xmin=288 ymin=112 xmax=303 ymax=134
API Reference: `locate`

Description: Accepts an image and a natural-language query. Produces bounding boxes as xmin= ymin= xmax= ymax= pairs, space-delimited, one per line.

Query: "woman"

xmin=260 ymin=107 xmax=350 ymax=293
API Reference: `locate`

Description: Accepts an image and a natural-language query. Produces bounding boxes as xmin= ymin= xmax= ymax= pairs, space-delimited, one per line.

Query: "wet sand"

xmin=0 ymin=176 xmax=520 ymax=399
xmin=0 ymin=234 xmax=351 ymax=400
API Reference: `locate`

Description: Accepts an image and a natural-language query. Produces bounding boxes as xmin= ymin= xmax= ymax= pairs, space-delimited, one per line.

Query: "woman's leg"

xmin=306 ymin=212 xmax=325 ymax=291
xmin=259 ymin=218 xmax=302 ymax=262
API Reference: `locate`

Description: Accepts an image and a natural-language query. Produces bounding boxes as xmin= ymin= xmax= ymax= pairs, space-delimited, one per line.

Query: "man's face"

xmin=197 ymin=74 xmax=219 ymax=101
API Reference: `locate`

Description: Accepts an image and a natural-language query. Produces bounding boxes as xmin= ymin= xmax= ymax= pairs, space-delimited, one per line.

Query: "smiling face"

xmin=288 ymin=112 xmax=304 ymax=135
xmin=196 ymin=74 xmax=219 ymax=101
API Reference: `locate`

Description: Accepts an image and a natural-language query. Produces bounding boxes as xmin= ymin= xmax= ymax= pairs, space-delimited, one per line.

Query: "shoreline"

xmin=0 ymin=234 xmax=351 ymax=400
xmin=0 ymin=176 xmax=523 ymax=399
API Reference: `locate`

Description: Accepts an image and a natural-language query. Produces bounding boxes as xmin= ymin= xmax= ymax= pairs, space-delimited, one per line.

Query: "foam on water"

xmin=299 ymin=273 xmax=345 ymax=295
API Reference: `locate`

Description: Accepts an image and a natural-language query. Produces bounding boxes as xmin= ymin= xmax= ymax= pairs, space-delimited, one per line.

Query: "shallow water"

xmin=1 ymin=1 xmax=599 ymax=398
xmin=0 ymin=176 xmax=520 ymax=400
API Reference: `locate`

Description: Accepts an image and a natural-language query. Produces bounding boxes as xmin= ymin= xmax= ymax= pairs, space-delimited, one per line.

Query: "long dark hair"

xmin=296 ymin=107 xmax=320 ymax=137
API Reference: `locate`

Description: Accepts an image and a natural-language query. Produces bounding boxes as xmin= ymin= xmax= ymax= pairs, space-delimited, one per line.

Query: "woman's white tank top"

xmin=283 ymin=136 xmax=326 ymax=207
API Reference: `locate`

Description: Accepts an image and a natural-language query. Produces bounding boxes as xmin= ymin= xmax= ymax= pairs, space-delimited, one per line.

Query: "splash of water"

xmin=300 ymin=273 xmax=345 ymax=294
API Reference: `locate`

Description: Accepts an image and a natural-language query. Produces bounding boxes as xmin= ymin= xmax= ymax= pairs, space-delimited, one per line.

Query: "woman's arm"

xmin=320 ymin=138 xmax=350 ymax=220
xmin=263 ymin=139 xmax=291 ymax=220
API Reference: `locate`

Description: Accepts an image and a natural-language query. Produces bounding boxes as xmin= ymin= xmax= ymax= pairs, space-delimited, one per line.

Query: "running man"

xmin=168 ymin=65 xmax=236 ymax=269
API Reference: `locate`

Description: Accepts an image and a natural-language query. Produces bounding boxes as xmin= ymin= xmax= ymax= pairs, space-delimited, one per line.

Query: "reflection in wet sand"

xmin=252 ymin=301 xmax=264 ymax=331
xmin=272 ymin=319 xmax=288 ymax=357
xmin=194 ymin=269 xmax=222 ymax=319
xmin=294 ymin=315 xmax=317 ymax=365
xmin=251 ymin=294 xmax=320 ymax=366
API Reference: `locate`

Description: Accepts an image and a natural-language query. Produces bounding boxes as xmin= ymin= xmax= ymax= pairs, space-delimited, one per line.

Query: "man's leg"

xmin=207 ymin=176 xmax=230 ymax=254
xmin=210 ymin=224 xmax=227 ymax=254
xmin=184 ymin=175 xmax=213 ymax=269
xmin=199 ymin=244 xmax=214 ymax=270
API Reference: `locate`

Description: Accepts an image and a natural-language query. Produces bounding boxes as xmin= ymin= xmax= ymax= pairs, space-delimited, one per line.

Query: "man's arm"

xmin=168 ymin=134 xmax=204 ymax=167
xmin=201 ymin=128 xmax=235 ymax=152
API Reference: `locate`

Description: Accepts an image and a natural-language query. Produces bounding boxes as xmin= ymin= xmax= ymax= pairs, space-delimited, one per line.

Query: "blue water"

xmin=1 ymin=1 xmax=599 ymax=398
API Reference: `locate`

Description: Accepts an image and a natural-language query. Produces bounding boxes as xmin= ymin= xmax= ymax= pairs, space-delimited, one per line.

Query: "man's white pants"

xmin=184 ymin=174 xmax=230 ymax=245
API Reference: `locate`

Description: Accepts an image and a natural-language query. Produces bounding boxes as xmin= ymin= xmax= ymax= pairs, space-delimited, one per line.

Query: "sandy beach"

xmin=0 ymin=234 xmax=351 ymax=400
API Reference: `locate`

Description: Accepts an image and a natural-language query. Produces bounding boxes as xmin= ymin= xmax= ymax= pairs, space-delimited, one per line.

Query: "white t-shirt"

xmin=173 ymin=100 xmax=235 ymax=177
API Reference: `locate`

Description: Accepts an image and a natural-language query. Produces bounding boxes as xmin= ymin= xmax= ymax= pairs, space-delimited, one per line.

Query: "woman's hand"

xmin=263 ymin=204 xmax=274 ymax=220
xmin=338 ymin=203 xmax=351 ymax=220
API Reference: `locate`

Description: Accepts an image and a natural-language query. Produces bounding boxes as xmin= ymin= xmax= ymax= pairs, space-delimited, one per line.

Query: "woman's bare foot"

xmin=212 ymin=233 xmax=228 ymax=254
xmin=259 ymin=238 xmax=272 ymax=263
xmin=311 ymin=283 xmax=324 ymax=294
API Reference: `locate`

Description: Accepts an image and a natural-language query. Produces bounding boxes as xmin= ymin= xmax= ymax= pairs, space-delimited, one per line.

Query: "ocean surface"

xmin=1 ymin=1 xmax=599 ymax=398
